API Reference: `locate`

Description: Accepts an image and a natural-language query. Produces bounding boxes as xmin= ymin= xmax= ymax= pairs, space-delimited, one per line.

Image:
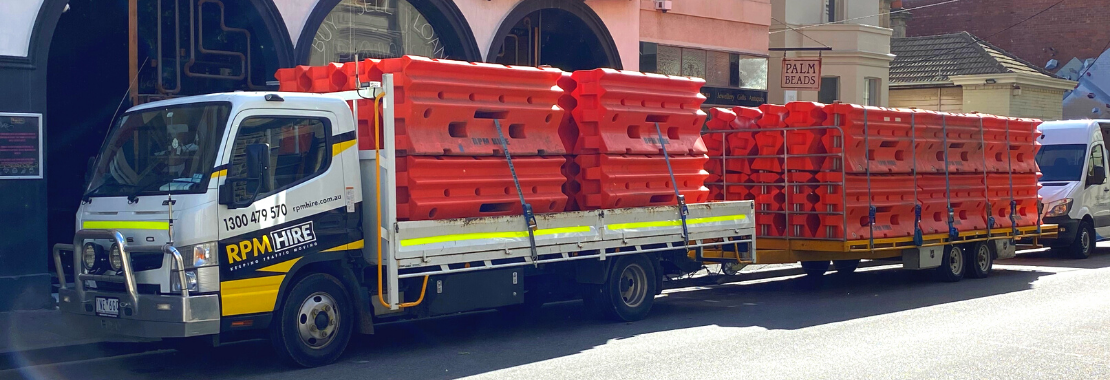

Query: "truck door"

xmin=215 ymin=109 xmax=349 ymax=317
xmin=1086 ymin=143 xmax=1110 ymax=237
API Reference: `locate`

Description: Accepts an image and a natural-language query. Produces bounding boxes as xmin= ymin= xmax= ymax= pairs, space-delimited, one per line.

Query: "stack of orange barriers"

xmin=705 ymin=101 xmax=1042 ymax=241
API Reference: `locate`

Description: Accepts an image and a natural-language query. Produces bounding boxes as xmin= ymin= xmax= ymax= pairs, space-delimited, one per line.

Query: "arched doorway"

xmin=42 ymin=0 xmax=293 ymax=277
xmin=488 ymin=0 xmax=621 ymax=71
xmin=297 ymin=0 xmax=481 ymax=65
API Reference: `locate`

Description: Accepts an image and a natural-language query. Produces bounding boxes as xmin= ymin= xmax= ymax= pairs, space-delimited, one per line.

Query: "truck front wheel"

xmin=271 ymin=273 xmax=354 ymax=367
xmin=589 ymin=255 xmax=658 ymax=322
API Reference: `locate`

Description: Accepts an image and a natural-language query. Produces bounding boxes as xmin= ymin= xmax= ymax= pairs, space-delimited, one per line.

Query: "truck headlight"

xmin=109 ymin=243 xmax=123 ymax=271
xmin=82 ymin=243 xmax=101 ymax=270
xmin=183 ymin=242 xmax=217 ymax=268
xmin=1044 ymin=199 xmax=1072 ymax=218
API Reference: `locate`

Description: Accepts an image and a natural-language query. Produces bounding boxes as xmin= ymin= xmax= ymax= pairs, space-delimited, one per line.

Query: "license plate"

xmin=95 ymin=297 xmax=120 ymax=318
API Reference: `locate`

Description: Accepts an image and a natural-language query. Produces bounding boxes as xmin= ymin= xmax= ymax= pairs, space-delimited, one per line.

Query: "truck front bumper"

xmin=58 ymin=288 xmax=221 ymax=339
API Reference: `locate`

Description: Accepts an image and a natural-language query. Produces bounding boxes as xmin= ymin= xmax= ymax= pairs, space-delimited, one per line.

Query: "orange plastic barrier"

xmin=372 ymin=56 xmax=567 ymax=156
xmin=570 ymin=69 xmax=708 ymax=155
xmin=986 ymin=173 xmax=1042 ymax=228
xmin=917 ymin=174 xmax=988 ymax=234
xmin=783 ymin=173 xmax=916 ymax=240
xmin=574 ymin=154 xmax=709 ymax=209
xmin=982 ymin=115 xmax=1042 ymax=173
xmin=396 ymin=155 xmax=567 ymax=221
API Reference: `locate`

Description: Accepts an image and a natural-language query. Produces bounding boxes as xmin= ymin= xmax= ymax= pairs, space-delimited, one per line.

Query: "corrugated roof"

xmin=890 ymin=32 xmax=1056 ymax=84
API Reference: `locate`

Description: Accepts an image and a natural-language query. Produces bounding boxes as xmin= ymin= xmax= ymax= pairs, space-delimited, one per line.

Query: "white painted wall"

xmin=0 ymin=0 xmax=46 ymax=57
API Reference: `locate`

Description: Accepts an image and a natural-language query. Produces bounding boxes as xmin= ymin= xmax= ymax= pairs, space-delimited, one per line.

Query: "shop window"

xmin=818 ymin=76 xmax=840 ymax=104
xmin=309 ymin=0 xmax=446 ymax=65
xmin=735 ymin=56 xmax=768 ymax=90
xmin=639 ymin=42 xmax=768 ymax=90
xmin=706 ymin=51 xmax=731 ymax=87
xmin=826 ymin=0 xmax=844 ymax=23
xmin=640 ymin=42 xmax=658 ymax=74
xmin=656 ymin=45 xmax=682 ymax=76
xmin=229 ymin=117 xmax=330 ymax=199
xmin=864 ymin=77 xmax=881 ymax=106
xmin=681 ymin=48 xmax=707 ymax=78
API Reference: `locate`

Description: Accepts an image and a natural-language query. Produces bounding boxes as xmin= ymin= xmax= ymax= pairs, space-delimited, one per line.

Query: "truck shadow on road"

xmin=7 ymin=252 xmax=1110 ymax=380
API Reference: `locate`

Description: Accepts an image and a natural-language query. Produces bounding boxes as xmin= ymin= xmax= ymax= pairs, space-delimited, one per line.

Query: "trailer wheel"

xmin=833 ymin=259 xmax=861 ymax=274
xmin=592 ymin=255 xmax=658 ymax=322
xmin=271 ymin=273 xmax=353 ymax=367
xmin=800 ymin=261 xmax=831 ymax=277
xmin=965 ymin=241 xmax=993 ymax=279
xmin=934 ymin=245 xmax=965 ymax=282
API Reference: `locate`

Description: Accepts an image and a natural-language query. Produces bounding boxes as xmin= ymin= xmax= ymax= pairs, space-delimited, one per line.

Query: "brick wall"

xmin=902 ymin=0 xmax=1110 ymax=69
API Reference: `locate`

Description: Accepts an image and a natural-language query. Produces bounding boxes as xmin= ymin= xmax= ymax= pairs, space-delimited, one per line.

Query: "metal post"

xmin=382 ymin=74 xmax=400 ymax=309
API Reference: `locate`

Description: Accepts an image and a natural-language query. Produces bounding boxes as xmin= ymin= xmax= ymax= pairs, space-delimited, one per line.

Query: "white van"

xmin=1036 ymin=120 xmax=1110 ymax=259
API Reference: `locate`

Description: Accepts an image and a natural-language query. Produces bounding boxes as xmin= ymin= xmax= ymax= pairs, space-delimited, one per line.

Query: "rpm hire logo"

xmin=226 ymin=221 xmax=317 ymax=271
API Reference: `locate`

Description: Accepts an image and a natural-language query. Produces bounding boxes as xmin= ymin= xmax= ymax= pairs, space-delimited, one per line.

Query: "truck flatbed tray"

xmin=753 ymin=225 xmax=1057 ymax=263
xmin=388 ymin=200 xmax=756 ymax=278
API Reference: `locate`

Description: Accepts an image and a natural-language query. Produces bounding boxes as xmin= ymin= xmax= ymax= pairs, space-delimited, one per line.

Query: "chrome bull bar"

xmin=53 ymin=229 xmax=189 ymax=309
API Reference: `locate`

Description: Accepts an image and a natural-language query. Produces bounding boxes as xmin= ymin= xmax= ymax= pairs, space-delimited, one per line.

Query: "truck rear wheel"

xmin=934 ymin=245 xmax=965 ymax=282
xmin=800 ymin=261 xmax=831 ymax=277
xmin=965 ymin=241 xmax=993 ymax=279
xmin=271 ymin=273 xmax=353 ymax=367
xmin=590 ymin=254 xmax=658 ymax=322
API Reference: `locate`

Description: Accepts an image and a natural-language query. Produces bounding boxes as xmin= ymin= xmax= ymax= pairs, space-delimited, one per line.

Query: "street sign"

xmin=781 ymin=58 xmax=822 ymax=91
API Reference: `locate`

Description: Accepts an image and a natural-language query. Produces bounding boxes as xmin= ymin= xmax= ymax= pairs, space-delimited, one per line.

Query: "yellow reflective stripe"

xmin=607 ymin=214 xmax=747 ymax=231
xmin=400 ymin=226 xmax=590 ymax=247
xmin=210 ymin=169 xmax=227 ymax=179
xmin=321 ymin=239 xmax=365 ymax=253
xmin=220 ymin=275 xmax=284 ymax=316
xmin=82 ymin=220 xmax=170 ymax=230
xmin=257 ymin=257 xmax=301 ymax=273
xmin=332 ymin=140 xmax=356 ymax=156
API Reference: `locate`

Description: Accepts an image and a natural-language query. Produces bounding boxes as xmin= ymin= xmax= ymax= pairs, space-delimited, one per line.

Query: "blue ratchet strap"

xmin=978 ymin=116 xmax=994 ymax=234
xmin=654 ymin=122 xmax=690 ymax=245
xmin=911 ymin=112 xmax=923 ymax=246
xmin=942 ymin=114 xmax=958 ymax=240
xmin=863 ymin=108 xmax=875 ymax=249
xmin=494 ymin=120 xmax=540 ymax=263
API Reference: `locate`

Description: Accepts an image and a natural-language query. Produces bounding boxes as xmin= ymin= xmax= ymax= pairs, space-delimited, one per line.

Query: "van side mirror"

xmin=245 ymin=144 xmax=270 ymax=182
xmin=1088 ymin=166 xmax=1107 ymax=186
xmin=220 ymin=144 xmax=270 ymax=210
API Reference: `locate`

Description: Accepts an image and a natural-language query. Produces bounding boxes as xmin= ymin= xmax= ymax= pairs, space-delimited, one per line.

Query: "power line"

xmin=770 ymin=16 xmax=830 ymax=49
xmin=769 ymin=0 xmax=966 ymax=35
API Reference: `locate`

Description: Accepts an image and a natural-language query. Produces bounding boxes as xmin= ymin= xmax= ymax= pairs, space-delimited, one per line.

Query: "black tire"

xmin=271 ymin=273 xmax=354 ymax=368
xmin=590 ymin=255 xmax=658 ymax=322
xmin=800 ymin=261 xmax=831 ymax=277
xmin=965 ymin=241 xmax=993 ymax=279
xmin=1059 ymin=221 xmax=1095 ymax=259
xmin=934 ymin=245 xmax=966 ymax=282
xmin=833 ymin=259 xmax=861 ymax=274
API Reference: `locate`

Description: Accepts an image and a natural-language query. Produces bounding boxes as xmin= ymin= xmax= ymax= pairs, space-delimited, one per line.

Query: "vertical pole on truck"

xmin=979 ymin=116 xmax=993 ymax=236
xmin=655 ymin=122 xmax=690 ymax=244
xmin=382 ymin=74 xmax=401 ymax=309
xmin=912 ymin=112 xmax=923 ymax=246
xmin=942 ymin=114 xmax=958 ymax=240
xmin=493 ymin=119 xmax=540 ymax=263
xmin=1005 ymin=119 xmax=1020 ymax=236
xmin=863 ymin=107 xmax=876 ymax=248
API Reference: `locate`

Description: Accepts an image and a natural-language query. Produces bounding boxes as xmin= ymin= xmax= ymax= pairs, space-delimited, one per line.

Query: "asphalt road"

xmin=6 ymin=249 xmax=1110 ymax=380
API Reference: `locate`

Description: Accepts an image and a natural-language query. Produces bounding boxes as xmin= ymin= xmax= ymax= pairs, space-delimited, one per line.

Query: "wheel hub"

xmin=977 ymin=246 xmax=990 ymax=272
xmin=618 ymin=264 xmax=648 ymax=308
xmin=950 ymin=247 xmax=963 ymax=275
xmin=297 ymin=292 xmax=339 ymax=349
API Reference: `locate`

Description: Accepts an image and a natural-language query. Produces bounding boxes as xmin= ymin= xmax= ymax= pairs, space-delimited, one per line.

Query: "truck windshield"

xmin=85 ymin=102 xmax=230 ymax=198
xmin=1035 ymin=144 xmax=1087 ymax=182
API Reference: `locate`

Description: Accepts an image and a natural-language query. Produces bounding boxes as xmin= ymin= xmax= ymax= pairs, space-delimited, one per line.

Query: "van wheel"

xmin=1059 ymin=221 xmax=1094 ymax=259
xmin=965 ymin=241 xmax=993 ymax=279
xmin=591 ymin=255 xmax=658 ymax=322
xmin=935 ymin=245 xmax=965 ymax=282
xmin=833 ymin=259 xmax=861 ymax=274
xmin=271 ymin=273 xmax=353 ymax=367
xmin=800 ymin=261 xmax=831 ymax=277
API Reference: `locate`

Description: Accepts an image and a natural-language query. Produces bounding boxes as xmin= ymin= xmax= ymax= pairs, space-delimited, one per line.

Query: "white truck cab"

xmin=1036 ymin=119 xmax=1110 ymax=258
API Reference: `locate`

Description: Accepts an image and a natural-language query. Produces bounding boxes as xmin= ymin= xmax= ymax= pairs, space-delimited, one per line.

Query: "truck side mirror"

xmin=84 ymin=157 xmax=95 ymax=184
xmin=245 ymin=144 xmax=270 ymax=182
xmin=1089 ymin=166 xmax=1107 ymax=186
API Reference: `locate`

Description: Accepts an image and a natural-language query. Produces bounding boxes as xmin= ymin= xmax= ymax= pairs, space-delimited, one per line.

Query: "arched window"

xmin=307 ymin=0 xmax=449 ymax=65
